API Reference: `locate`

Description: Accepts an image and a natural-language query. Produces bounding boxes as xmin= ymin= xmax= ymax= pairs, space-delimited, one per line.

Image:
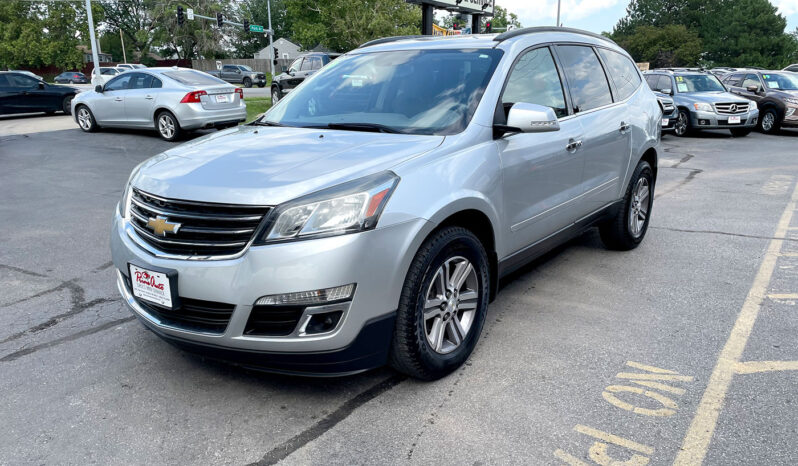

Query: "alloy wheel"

xmin=158 ymin=114 xmax=175 ymax=139
xmin=762 ymin=112 xmax=775 ymax=132
xmin=629 ymin=177 xmax=650 ymax=238
xmin=675 ymin=112 xmax=688 ymax=136
xmin=77 ymin=108 xmax=92 ymax=130
xmin=272 ymin=90 xmax=279 ymax=104
xmin=423 ymin=256 xmax=479 ymax=354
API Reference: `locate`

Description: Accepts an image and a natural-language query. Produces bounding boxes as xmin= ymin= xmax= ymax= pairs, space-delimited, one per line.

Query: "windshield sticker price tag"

xmin=676 ymin=76 xmax=684 ymax=82
xmin=677 ymin=83 xmax=688 ymax=92
xmin=763 ymin=74 xmax=770 ymax=79
xmin=768 ymin=81 xmax=780 ymax=89
xmin=351 ymin=79 xmax=363 ymax=87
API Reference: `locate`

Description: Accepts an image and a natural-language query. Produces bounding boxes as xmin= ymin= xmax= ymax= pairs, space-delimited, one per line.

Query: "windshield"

xmin=262 ymin=49 xmax=504 ymax=135
xmin=674 ymin=74 xmax=726 ymax=93
xmin=240 ymin=65 xmax=253 ymax=71
xmin=762 ymin=73 xmax=798 ymax=90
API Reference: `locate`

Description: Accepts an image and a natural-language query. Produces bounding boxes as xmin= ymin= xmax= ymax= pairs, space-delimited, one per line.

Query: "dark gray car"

xmin=270 ymin=53 xmax=334 ymax=103
xmin=721 ymin=70 xmax=798 ymax=134
xmin=206 ymin=64 xmax=267 ymax=88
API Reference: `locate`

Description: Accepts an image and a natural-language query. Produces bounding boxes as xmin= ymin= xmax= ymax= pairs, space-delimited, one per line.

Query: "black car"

xmin=0 ymin=72 xmax=79 ymax=115
xmin=271 ymin=52 xmax=336 ymax=103
xmin=54 ymin=71 xmax=89 ymax=84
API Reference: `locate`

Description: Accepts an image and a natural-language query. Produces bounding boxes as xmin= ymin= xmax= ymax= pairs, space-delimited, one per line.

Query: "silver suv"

xmin=111 ymin=28 xmax=661 ymax=380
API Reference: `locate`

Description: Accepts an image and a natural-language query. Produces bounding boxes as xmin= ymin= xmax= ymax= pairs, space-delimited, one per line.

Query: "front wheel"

xmin=257 ymin=83 xmax=265 ymax=88
xmin=76 ymin=105 xmax=98 ymax=132
xmin=674 ymin=110 xmax=692 ymax=137
xmin=599 ymin=160 xmax=654 ymax=251
xmin=62 ymin=96 xmax=73 ymax=114
xmin=271 ymin=87 xmax=281 ymax=104
xmin=156 ymin=111 xmax=182 ymax=141
xmin=243 ymin=77 xmax=252 ymax=88
xmin=759 ymin=108 xmax=780 ymax=134
xmin=730 ymin=128 xmax=751 ymax=137
xmin=390 ymin=227 xmax=490 ymax=380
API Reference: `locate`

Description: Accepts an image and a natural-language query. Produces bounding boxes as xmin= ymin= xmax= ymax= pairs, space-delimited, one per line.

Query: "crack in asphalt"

xmin=250 ymin=374 xmax=407 ymax=465
xmin=0 ymin=263 xmax=47 ymax=278
xmin=655 ymin=168 xmax=703 ymax=200
xmin=671 ymin=153 xmax=695 ymax=168
xmin=0 ymin=316 xmax=135 ymax=362
xmin=651 ymin=226 xmax=798 ymax=243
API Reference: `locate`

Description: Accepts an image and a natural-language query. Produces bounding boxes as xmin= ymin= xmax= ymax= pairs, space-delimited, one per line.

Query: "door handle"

xmin=566 ymin=139 xmax=583 ymax=152
xmin=145 ymin=95 xmax=154 ymax=100
xmin=619 ymin=122 xmax=631 ymax=133
xmin=114 ymin=97 xmax=123 ymax=102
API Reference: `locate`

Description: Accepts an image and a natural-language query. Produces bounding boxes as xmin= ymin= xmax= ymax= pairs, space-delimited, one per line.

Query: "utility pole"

xmin=267 ymin=0 xmax=274 ymax=76
xmin=85 ymin=0 xmax=101 ymax=86
xmin=556 ymin=0 xmax=561 ymax=26
xmin=120 ymin=29 xmax=127 ymax=63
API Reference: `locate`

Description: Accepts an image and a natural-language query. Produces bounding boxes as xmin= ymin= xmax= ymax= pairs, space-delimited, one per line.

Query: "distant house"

xmin=77 ymin=45 xmax=112 ymax=63
xmin=255 ymin=38 xmax=302 ymax=61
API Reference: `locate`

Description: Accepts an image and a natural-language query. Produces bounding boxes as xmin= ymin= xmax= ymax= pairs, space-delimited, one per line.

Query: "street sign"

xmin=249 ymin=24 xmax=264 ymax=33
xmin=186 ymin=8 xmax=194 ymax=20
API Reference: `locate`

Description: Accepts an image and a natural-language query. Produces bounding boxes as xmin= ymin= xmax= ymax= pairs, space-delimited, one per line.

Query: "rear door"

xmin=92 ymin=73 xmax=132 ymax=125
xmin=556 ymin=44 xmax=630 ymax=217
xmin=497 ymin=46 xmax=585 ymax=254
xmin=124 ymin=73 xmax=159 ymax=126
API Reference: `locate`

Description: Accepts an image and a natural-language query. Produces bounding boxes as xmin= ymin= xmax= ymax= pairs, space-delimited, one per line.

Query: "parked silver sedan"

xmin=71 ymin=67 xmax=247 ymax=141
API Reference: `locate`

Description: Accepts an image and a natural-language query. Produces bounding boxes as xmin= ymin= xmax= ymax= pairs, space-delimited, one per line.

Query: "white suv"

xmin=111 ymin=27 xmax=661 ymax=380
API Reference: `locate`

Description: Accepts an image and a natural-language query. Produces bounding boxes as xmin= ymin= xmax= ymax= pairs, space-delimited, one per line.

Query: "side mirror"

xmin=503 ymin=103 xmax=560 ymax=134
xmin=746 ymin=85 xmax=759 ymax=93
xmin=236 ymin=69 xmax=241 ymax=74
xmin=38 ymin=82 xmax=45 ymax=90
xmin=662 ymin=88 xmax=673 ymax=95
xmin=95 ymin=85 xmax=103 ymax=93
xmin=288 ymin=70 xmax=295 ymax=76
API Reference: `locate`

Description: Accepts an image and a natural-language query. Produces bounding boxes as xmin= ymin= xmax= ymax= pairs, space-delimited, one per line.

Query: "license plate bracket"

xmin=728 ymin=115 xmax=741 ymax=124
xmin=215 ymin=94 xmax=229 ymax=103
xmin=128 ymin=262 xmax=180 ymax=309
xmin=662 ymin=118 xmax=669 ymax=127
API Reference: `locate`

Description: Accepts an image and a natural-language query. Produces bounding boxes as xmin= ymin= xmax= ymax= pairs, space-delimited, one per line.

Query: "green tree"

xmin=615 ymin=24 xmax=702 ymax=67
xmin=0 ymin=1 xmax=94 ymax=70
xmin=229 ymin=0 xmax=292 ymax=59
xmin=483 ymin=4 xmax=522 ymax=31
xmin=285 ymin=0 xmax=420 ymax=52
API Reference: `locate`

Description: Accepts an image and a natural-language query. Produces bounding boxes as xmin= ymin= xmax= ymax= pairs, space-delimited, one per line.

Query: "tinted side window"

xmin=309 ymin=56 xmax=322 ymax=70
xmin=597 ymin=48 xmax=641 ymax=100
xmin=289 ymin=58 xmax=302 ymax=73
xmin=150 ymin=77 xmax=162 ymax=88
xmin=300 ymin=58 xmax=313 ymax=71
xmin=502 ymin=47 xmax=567 ymax=118
xmin=725 ymin=74 xmax=743 ymax=86
xmin=557 ymin=45 xmax=613 ymax=112
xmin=223 ymin=65 xmax=236 ymax=72
xmin=9 ymin=74 xmax=38 ymax=88
xmin=645 ymin=74 xmax=658 ymax=90
xmin=742 ymin=74 xmax=761 ymax=89
xmin=105 ymin=74 xmax=132 ymax=91
xmin=656 ymin=75 xmax=672 ymax=92
xmin=127 ymin=73 xmax=148 ymax=90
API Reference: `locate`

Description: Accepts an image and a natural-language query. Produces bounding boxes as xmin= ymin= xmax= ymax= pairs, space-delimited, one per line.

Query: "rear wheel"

xmin=599 ymin=160 xmax=654 ymax=251
xmin=730 ymin=128 xmax=751 ymax=137
xmin=257 ymin=83 xmax=265 ymax=88
xmin=674 ymin=110 xmax=692 ymax=137
xmin=68 ymin=80 xmax=74 ymax=84
xmin=76 ymin=105 xmax=98 ymax=132
xmin=243 ymin=77 xmax=252 ymax=88
xmin=759 ymin=108 xmax=780 ymax=134
xmin=156 ymin=111 xmax=182 ymax=141
xmin=390 ymin=227 xmax=490 ymax=380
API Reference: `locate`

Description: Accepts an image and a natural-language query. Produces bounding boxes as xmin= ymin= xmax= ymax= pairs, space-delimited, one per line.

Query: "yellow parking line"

xmin=554 ymin=449 xmax=589 ymax=466
xmin=674 ymin=181 xmax=798 ymax=466
xmin=779 ymin=252 xmax=798 ymax=257
xmin=735 ymin=361 xmax=798 ymax=374
xmin=574 ymin=425 xmax=655 ymax=455
xmin=768 ymin=293 xmax=798 ymax=300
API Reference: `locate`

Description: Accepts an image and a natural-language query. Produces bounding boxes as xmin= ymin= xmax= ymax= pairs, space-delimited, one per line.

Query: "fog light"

xmin=255 ymin=284 xmax=355 ymax=306
xmin=303 ymin=311 xmax=344 ymax=335
xmin=699 ymin=119 xmax=709 ymax=125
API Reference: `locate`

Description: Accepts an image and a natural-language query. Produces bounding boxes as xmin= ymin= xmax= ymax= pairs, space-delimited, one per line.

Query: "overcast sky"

xmin=495 ymin=0 xmax=798 ymax=34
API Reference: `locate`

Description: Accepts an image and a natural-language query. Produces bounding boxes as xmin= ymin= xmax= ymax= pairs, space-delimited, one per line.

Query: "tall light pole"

xmin=85 ymin=0 xmax=101 ymax=85
xmin=120 ymin=29 xmax=127 ymax=63
xmin=267 ymin=0 xmax=275 ymax=76
xmin=556 ymin=0 xmax=561 ymax=27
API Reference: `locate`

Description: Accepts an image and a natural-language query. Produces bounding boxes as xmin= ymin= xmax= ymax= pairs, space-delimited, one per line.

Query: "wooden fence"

xmin=191 ymin=58 xmax=293 ymax=75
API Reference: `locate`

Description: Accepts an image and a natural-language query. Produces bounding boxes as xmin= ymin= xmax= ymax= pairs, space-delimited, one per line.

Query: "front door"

xmin=123 ymin=73 xmax=159 ymax=127
xmin=93 ymin=73 xmax=132 ymax=125
xmin=496 ymin=46 xmax=586 ymax=254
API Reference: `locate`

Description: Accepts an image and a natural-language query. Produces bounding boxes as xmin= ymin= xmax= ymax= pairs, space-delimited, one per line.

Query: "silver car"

xmin=111 ymin=28 xmax=661 ymax=379
xmin=72 ymin=68 xmax=246 ymax=141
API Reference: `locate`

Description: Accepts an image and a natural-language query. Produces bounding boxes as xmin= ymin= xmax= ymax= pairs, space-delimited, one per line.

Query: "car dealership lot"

xmin=1 ymin=117 xmax=797 ymax=464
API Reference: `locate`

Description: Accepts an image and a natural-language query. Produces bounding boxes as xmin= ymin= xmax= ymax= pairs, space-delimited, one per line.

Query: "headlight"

xmin=749 ymin=101 xmax=758 ymax=110
xmin=693 ymin=102 xmax=713 ymax=112
xmin=258 ymin=171 xmax=399 ymax=243
xmin=786 ymin=97 xmax=798 ymax=106
xmin=118 ymin=182 xmax=132 ymax=218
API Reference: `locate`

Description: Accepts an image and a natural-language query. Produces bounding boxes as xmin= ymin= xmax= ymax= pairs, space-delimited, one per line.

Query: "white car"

xmin=92 ymin=67 xmax=124 ymax=85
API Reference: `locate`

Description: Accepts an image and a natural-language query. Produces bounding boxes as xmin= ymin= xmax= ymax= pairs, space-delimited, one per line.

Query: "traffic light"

xmin=243 ymin=19 xmax=249 ymax=32
xmin=453 ymin=23 xmax=458 ymax=30
xmin=216 ymin=12 xmax=223 ymax=27
xmin=485 ymin=21 xmax=492 ymax=33
xmin=177 ymin=5 xmax=184 ymax=26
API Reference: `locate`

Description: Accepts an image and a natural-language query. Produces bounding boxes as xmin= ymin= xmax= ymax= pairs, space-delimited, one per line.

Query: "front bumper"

xmin=175 ymin=103 xmax=247 ymax=130
xmin=689 ymin=109 xmax=759 ymax=129
xmin=782 ymin=107 xmax=798 ymax=127
xmin=111 ymin=212 xmax=429 ymax=374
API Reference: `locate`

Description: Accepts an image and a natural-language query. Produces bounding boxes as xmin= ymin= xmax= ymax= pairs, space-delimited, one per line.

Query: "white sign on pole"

xmin=216 ymin=60 xmax=223 ymax=70
xmin=186 ymin=8 xmax=194 ymax=20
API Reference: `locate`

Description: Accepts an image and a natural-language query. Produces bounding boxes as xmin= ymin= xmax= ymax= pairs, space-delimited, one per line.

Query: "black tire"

xmin=271 ymin=86 xmax=281 ymax=104
xmin=155 ymin=110 xmax=182 ymax=141
xmin=730 ymin=128 xmax=751 ymax=137
xmin=243 ymin=77 xmax=252 ymax=88
xmin=674 ymin=110 xmax=692 ymax=137
xmin=68 ymin=80 xmax=75 ymax=84
xmin=389 ymin=226 xmax=490 ymax=380
xmin=257 ymin=83 xmax=265 ymax=88
xmin=62 ymin=95 xmax=73 ymax=114
xmin=75 ymin=105 xmax=99 ymax=132
xmin=599 ymin=160 xmax=654 ymax=251
xmin=758 ymin=108 xmax=780 ymax=134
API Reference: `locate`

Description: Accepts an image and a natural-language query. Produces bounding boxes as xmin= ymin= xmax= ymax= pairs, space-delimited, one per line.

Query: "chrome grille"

xmin=128 ymin=188 xmax=270 ymax=257
xmin=715 ymin=103 xmax=749 ymax=114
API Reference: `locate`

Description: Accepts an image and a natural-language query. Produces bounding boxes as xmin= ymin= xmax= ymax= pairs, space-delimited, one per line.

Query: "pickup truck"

xmin=206 ymin=64 xmax=267 ymax=88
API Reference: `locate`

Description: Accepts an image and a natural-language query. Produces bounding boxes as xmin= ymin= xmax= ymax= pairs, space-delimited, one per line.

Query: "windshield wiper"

xmin=325 ymin=122 xmax=404 ymax=134
xmin=252 ymin=119 xmax=285 ymax=127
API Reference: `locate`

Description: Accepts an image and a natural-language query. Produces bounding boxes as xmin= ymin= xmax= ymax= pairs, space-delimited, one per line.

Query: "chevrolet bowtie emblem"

xmin=146 ymin=216 xmax=181 ymax=236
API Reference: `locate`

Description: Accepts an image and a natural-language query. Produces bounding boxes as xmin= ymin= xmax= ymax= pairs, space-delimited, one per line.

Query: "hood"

xmin=678 ymin=91 xmax=749 ymax=104
xmin=132 ymin=125 xmax=444 ymax=205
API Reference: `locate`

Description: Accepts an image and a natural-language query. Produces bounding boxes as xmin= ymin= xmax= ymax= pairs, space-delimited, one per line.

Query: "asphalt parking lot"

xmin=1 ymin=114 xmax=797 ymax=465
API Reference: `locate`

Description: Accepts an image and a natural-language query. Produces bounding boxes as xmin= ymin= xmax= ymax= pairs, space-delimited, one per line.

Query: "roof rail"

xmin=493 ymin=26 xmax=616 ymax=45
xmin=358 ymin=35 xmax=428 ymax=49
